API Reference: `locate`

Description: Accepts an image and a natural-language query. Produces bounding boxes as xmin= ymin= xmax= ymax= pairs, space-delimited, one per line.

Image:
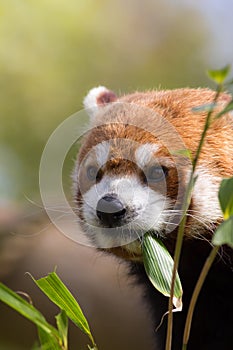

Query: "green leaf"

xmin=215 ymin=99 xmax=233 ymax=119
xmin=56 ymin=310 xmax=68 ymax=349
xmin=33 ymin=272 xmax=95 ymax=346
xmin=218 ymin=177 xmax=233 ymax=220
xmin=0 ymin=282 xmax=60 ymax=342
xmin=38 ymin=328 xmax=62 ymax=350
xmin=142 ymin=233 xmax=183 ymax=308
xmin=207 ymin=65 xmax=231 ymax=84
xmin=212 ymin=216 xmax=233 ymax=248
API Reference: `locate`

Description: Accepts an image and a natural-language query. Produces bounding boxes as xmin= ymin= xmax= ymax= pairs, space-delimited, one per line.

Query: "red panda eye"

xmin=147 ymin=165 xmax=168 ymax=182
xmin=86 ymin=165 xmax=98 ymax=181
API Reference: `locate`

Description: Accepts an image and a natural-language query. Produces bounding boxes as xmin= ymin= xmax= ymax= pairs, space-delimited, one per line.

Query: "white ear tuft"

xmin=83 ymin=86 xmax=117 ymax=121
xmin=84 ymin=86 xmax=108 ymax=110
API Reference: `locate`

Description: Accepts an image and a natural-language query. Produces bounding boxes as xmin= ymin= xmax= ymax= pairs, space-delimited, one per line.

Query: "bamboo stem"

xmin=165 ymin=84 xmax=223 ymax=350
xmin=182 ymin=246 xmax=219 ymax=347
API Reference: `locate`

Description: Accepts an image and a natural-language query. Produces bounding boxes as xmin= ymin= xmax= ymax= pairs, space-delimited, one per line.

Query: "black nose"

xmin=96 ymin=195 xmax=127 ymax=227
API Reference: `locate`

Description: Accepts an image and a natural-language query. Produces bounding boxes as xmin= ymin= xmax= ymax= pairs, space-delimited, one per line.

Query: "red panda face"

xmin=74 ymin=87 xmax=233 ymax=261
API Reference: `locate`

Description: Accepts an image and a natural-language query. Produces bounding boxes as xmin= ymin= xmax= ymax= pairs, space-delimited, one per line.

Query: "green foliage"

xmin=0 ymin=283 xmax=60 ymax=341
xmin=182 ymin=67 xmax=233 ymax=350
xmin=207 ymin=65 xmax=231 ymax=84
xmin=55 ymin=311 xmax=68 ymax=350
xmin=0 ymin=273 xmax=98 ymax=350
xmin=212 ymin=177 xmax=233 ymax=248
xmin=37 ymin=328 xmax=61 ymax=350
xmin=142 ymin=233 xmax=182 ymax=308
xmin=33 ymin=272 xmax=95 ymax=346
xmin=217 ymin=177 xmax=233 ymax=219
xmin=212 ymin=217 xmax=233 ymax=248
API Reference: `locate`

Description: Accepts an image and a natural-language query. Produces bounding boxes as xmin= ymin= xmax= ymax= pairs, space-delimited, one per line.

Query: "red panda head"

xmin=74 ymin=86 xmax=233 ymax=261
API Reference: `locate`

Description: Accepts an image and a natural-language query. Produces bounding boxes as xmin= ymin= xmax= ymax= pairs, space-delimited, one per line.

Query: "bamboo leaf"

xmin=218 ymin=177 xmax=233 ymax=220
xmin=56 ymin=310 xmax=68 ymax=349
xmin=142 ymin=233 xmax=183 ymax=308
xmin=207 ymin=65 xmax=231 ymax=84
xmin=38 ymin=328 xmax=62 ymax=350
xmin=212 ymin=216 xmax=233 ymax=248
xmin=33 ymin=272 xmax=95 ymax=345
xmin=0 ymin=282 xmax=60 ymax=342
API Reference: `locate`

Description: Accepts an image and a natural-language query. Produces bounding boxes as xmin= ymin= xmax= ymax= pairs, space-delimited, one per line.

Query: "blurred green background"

xmin=1 ymin=0 xmax=233 ymax=205
xmin=0 ymin=0 xmax=233 ymax=349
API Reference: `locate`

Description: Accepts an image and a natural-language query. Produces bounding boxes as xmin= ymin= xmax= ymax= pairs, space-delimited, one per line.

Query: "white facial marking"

xmin=135 ymin=143 xmax=160 ymax=168
xmin=190 ymin=167 xmax=222 ymax=234
xmin=193 ymin=172 xmax=222 ymax=219
xmin=81 ymin=174 xmax=171 ymax=248
xmin=94 ymin=141 xmax=110 ymax=167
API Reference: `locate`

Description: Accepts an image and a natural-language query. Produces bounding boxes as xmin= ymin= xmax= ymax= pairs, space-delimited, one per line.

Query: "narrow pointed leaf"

xmin=142 ymin=233 xmax=183 ymax=308
xmin=212 ymin=216 xmax=233 ymax=248
xmin=56 ymin=310 xmax=68 ymax=349
xmin=207 ymin=65 xmax=231 ymax=84
xmin=0 ymin=282 xmax=60 ymax=341
xmin=218 ymin=177 xmax=233 ymax=220
xmin=38 ymin=328 xmax=62 ymax=350
xmin=33 ymin=272 xmax=93 ymax=340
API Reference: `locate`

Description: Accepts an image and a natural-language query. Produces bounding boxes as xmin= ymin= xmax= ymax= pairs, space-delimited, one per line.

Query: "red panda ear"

xmin=83 ymin=86 xmax=117 ymax=121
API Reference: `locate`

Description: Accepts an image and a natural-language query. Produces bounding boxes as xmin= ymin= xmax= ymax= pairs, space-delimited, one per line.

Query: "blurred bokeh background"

xmin=0 ymin=0 xmax=233 ymax=349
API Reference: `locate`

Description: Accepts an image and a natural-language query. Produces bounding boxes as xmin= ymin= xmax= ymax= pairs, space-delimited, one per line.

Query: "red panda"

xmin=74 ymin=86 xmax=233 ymax=350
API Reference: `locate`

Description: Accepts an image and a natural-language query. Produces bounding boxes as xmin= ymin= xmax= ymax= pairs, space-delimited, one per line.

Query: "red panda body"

xmin=74 ymin=87 xmax=233 ymax=349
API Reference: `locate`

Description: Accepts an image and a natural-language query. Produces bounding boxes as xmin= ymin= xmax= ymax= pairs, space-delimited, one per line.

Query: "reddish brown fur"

xmin=77 ymin=88 xmax=233 ymax=260
xmin=75 ymin=88 xmax=233 ymax=350
xmin=81 ymin=89 xmax=233 ymax=176
xmin=118 ymin=89 xmax=233 ymax=176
